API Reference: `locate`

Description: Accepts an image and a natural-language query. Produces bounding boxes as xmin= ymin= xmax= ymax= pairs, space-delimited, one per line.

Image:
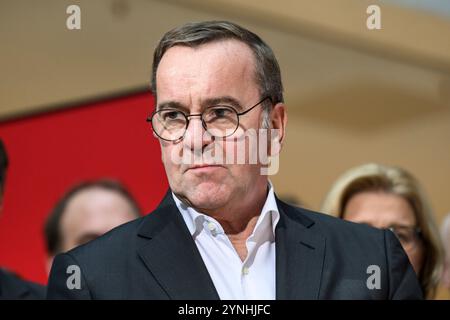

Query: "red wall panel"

xmin=0 ymin=92 xmax=168 ymax=285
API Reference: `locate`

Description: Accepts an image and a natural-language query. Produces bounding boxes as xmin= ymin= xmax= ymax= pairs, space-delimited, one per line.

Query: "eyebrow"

xmin=356 ymin=221 xmax=416 ymax=229
xmin=202 ymin=96 xmax=243 ymax=111
xmin=387 ymin=224 xmax=417 ymax=229
xmin=156 ymin=96 xmax=244 ymax=112
xmin=156 ymin=101 xmax=188 ymax=112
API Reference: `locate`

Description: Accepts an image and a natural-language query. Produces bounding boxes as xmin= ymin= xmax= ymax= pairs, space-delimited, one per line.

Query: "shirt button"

xmin=242 ymin=267 xmax=249 ymax=275
xmin=207 ymin=222 xmax=216 ymax=231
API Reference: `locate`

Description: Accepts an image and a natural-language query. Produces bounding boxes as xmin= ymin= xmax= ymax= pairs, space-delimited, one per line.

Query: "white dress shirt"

xmin=172 ymin=183 xmax=280 ymax=300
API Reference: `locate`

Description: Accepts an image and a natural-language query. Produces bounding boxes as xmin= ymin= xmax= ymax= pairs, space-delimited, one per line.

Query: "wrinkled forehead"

xmin=155 ymin=39 xmax=259 ymax=103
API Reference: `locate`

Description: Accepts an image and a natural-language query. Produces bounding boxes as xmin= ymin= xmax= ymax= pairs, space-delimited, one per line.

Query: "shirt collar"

xmin=172 ymin=180 xmax=280 ymax=237
xmin=256 ymin=180 xmax=280 ymax=236
xmin=171 ymin=194 xmax=202 ymax=236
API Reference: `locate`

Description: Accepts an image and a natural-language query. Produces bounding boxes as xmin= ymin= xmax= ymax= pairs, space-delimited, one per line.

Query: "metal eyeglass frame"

xmin=147 ymin=96 xmax=272 ymax=141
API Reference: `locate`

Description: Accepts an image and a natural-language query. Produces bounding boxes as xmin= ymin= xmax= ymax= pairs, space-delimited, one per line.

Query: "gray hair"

xmin=151 ymin=20 xmax=284 ymax=128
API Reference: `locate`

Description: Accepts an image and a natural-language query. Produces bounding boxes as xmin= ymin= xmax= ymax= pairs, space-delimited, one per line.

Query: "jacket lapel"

xmin=136 ymin=191 xmax=220 ymax=300
xmin=275 ymin=199 xmax=326 ymax=300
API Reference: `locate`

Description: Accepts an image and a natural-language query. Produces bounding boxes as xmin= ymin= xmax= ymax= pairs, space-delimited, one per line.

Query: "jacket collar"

xmin=275 ymin=197 xmax=326 ymax=299
xmin=136 ymin=190 xmax=326 ymax=300
xmin=137 ymin=190 xmax=220 ymax=300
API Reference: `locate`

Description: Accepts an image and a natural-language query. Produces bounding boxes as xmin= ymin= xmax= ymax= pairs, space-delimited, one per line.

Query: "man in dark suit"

xmin=47 ymin=21 xmax=422 ymax=299
xmin=0 ymin=140 xmax=46 ymax=300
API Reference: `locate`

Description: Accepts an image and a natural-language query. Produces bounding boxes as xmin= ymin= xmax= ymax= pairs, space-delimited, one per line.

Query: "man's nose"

xmin=182 ymin=116 xmax=214 ymax=152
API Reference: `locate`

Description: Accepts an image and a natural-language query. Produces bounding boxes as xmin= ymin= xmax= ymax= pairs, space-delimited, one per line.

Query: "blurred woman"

xmin=321 ymin=163 xmax=443 ymax=299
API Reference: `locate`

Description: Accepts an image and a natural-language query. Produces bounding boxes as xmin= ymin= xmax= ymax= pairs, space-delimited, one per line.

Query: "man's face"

xmin=155 ymin=40 xmax=269 ymax=211
xmin=59 ymin=188 xmax=138 ymax=252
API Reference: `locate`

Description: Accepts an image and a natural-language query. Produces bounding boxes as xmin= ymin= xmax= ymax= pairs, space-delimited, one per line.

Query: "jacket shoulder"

xmin=284 ymin=203 xmax=384 ymax=238
xmin=279 ymin=202 xmax=387 ymax=253
xmin=66 ymin=216 xmax=145 ymax=262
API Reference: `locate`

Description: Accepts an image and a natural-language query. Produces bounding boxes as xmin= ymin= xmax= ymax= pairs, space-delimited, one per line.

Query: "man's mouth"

xmin=184 ymin=164 xmax=225 ymax=173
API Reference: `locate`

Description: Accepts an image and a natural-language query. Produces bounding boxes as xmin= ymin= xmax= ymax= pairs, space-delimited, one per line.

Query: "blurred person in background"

xmin=44 ymin=179 xmax=141 ymax=273
xmin=0 ymin=139 xmax=46 ymax=299
xmin=441 ymin=213 xmax=450 ymax=294
xmin=321 ymin=163 xmax=444 ymax=299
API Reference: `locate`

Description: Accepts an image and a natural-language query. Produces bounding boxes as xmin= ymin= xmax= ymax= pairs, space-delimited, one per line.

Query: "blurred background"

xmin=0 ymin=0 xmax=449 ymax=298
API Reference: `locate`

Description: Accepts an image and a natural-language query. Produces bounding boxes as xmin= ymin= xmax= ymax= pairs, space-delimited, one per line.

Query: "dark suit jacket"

xmin=47 ymin=190 xmax=423 ymax=299
xmin=0 ymin=269 xmax=46 ymax=300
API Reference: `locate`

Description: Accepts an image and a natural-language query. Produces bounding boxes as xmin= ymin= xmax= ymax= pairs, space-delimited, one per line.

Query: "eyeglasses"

xmin=387 ymin=226 xmax=422 ymax=251
xmin=147 ymin=96 xmax=271 ymax=141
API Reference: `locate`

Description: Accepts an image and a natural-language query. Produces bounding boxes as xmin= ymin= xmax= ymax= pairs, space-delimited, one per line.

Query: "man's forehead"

xmin=62 ymin=189 xmax=132 ymax=222
xmin=162 ymin=38 xmax=254 ymax=60
xmin=157 ymin=39 xmax=255 ymax=78
xmin=155 ymin=39 xmax=258 ymax=101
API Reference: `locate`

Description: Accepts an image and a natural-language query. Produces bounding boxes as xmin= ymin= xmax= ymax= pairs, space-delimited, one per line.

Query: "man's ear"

xmin=269 ymin=102 xmax=287 ymax=155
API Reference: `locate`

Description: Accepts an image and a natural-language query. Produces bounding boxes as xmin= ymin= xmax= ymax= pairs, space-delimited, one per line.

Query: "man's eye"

xmin=211 ymin=107 xmax=233 ymax=118
xmin=161 ymin=110 xmax=184 ymax=121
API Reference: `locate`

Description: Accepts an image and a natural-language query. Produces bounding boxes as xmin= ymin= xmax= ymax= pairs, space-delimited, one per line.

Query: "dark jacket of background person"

xmin=0 ymin=268 xmax=45 ymax=300
xmin=46 ymin=191 xmax=423 ymax=300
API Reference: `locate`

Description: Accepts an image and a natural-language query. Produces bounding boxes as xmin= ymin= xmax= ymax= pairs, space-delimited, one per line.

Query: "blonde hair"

xmin=321 ymin=163 xmax=444 ymax=299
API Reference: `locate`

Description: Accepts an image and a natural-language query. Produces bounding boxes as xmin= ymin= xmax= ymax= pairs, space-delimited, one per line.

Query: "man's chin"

xmin=184 ymin=182 xmax=230 ymax=210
